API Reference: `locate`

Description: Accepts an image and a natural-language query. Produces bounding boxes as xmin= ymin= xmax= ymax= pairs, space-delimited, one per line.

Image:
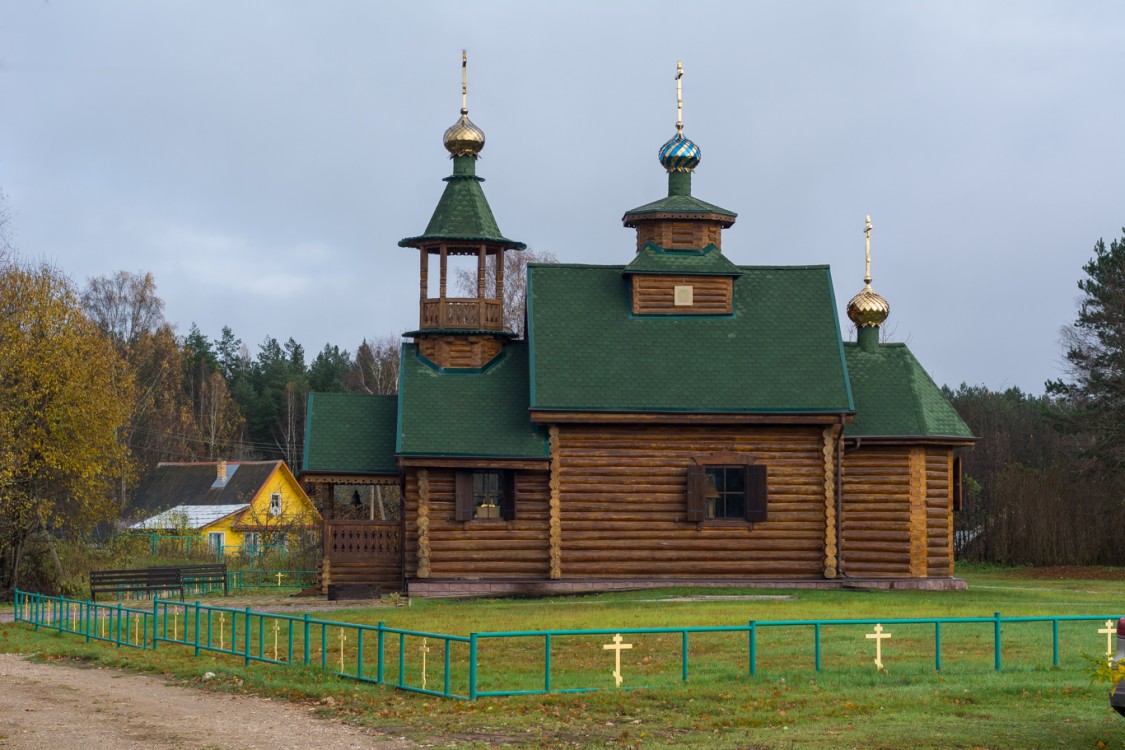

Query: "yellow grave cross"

xmin=173 ymin=611 xmax=179 ymax=641
xmin=602 ymin=633 xmax=634 ymax=687
xmin=219 ymin=612 xmax=226 ymax=650
xmin=273 ymin=621 xmax=281 ymax=661
xmin=866 ymin=623 xmax=892 ymax=670
xmin=420 ymin=638 xmax=430 ymax=690
xmin=339 ymin=628 xmax=347 ymax=672
xmin=276 ymin=572 xmax=284 ymax=587
xmin=1099 ymin=620 xmax=1116 ymax=666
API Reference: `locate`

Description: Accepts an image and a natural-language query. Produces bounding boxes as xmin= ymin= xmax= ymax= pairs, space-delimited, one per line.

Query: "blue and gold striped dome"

xmin=659 ymin=133 xmax=701 ymax=172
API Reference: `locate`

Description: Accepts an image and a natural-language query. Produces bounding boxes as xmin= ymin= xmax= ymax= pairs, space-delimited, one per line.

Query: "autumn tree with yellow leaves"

xmin=0 ymin=259 xmax=133 ymax=592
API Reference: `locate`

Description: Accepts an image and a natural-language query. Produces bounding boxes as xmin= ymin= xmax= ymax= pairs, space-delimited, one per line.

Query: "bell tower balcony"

xmin=420 ymin=297 xmax=504 ymax=331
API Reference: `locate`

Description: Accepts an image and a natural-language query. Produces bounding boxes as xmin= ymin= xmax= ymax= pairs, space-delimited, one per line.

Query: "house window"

xmin=208 ymin=532 xmax=225 ymax=556
xmin=686 ymin=463 xmax=768 ymax=523
xmin=243 ymin=532 xmax=260 ymax=559
xmin=454 ymin=469 xmax=516 ymax=521
xmin=269 ymin=492 xmax=282 ymax=517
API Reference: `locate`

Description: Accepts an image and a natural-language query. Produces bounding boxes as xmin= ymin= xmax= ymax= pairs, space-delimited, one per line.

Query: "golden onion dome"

xmin=443 ymin=110 xmax=485 ymax=157
xmin=847 ymin=283 xmax=890 ymax=328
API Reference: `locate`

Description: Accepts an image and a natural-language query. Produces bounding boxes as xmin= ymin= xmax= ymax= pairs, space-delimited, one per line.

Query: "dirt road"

xmin=0 ymin=653 xmax=416 ymax=750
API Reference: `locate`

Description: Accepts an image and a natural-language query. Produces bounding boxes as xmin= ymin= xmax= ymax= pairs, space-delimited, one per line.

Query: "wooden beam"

xmin=417 ymin=469 xmax=431 ymax=579
xmin=822 ymin=425 xmax=838 ymax=579
xmin=548 ymin=426 xmax=562 ymax=580
xmin=908 ymin=447 xmax=927 ymax=577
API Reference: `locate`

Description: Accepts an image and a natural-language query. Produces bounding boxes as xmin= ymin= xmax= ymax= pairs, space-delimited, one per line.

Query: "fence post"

xmin=376 ymin=622 xmax=385 ymax=683
xmin=469 ymin=633 xmax=478 ymax=701
xmin=544 ymin=633 xmax=552 ymax=693
xmin=814 ymin=623 xmax=821 ymax=672
xmin=193 ymin=602 xmax=201 ymax=656
xmin=748 ymin=621 xmax=756 ymax=677
xmin=357 ymin=628 xmax=364 ymax=679
xmin=115 ymin=603 xmax=123 ymax=647
xmin=993 ymin=612 xmax=1002 ymax=671
xmin=682 ymin=630 xmax=689 ymax=682
xmin=152 ymin=600 xmax=159 ymax=650
xmin=934 ymin=621 xmax=941 ymax=671
xmin=303 ymin=614 xmax=311 ymax=665
xmin=1052 ymin=619 xmax=1059 ymax=667
xmin=244 ymin=608 xmax=252 ymax=666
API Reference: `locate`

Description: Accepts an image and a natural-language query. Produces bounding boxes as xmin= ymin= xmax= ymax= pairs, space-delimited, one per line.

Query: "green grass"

xmin=4 ymin=565 xmax=1125 ymax=749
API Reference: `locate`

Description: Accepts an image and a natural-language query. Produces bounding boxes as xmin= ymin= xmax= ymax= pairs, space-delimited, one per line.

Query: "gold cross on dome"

xmin=675 ymin=60 xmax=684 ymax=134
xmin=1098 ymin=620 xmax=1116 ymax=665
xmin=863 ymin=214 xmax=873 ymax=284
xmin=866 ymin=623 xmax=892 ymax=670
xmin=602 ymin=633 xmax=634 ymax=687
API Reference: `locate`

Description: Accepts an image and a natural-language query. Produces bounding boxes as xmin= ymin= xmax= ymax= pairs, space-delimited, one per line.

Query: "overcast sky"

xmin=3 ymin=1 xmax=1124 ymax=394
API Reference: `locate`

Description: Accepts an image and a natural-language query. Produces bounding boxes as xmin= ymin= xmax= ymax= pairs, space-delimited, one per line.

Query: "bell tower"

xmin=398 ymin=51 xmax=525 ymax=369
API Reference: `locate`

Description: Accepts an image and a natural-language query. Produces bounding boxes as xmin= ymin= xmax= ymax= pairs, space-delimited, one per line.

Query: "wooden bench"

xmin=151 ymin=563 xmax=228 ymax=596
xmin=89 ymin=568 xmax=184 ymax=602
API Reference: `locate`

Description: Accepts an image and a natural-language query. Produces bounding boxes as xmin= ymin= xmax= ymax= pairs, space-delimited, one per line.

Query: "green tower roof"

xmin=399 ymin=156 xmax=525 ymax=250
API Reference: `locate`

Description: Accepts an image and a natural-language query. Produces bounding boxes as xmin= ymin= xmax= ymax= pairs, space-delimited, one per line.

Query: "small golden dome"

xmin=847 ymin=283 xmax=890 ymax=328
xmin=443 ymin=111 xmax=485 ymax=157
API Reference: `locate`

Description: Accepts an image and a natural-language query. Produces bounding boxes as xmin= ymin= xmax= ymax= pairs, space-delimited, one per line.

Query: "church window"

xmin=454 ymin=469 xmax=516 ymax=521
xmin=686 ymin=463 xmax=767 ymax=523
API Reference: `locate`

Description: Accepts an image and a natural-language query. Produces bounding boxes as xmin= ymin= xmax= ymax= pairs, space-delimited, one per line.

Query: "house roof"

xmin=303 ymin=392 xmax=399 ymax=474
xmin=130 ymin=461 xmax=281 ymax=514
xmin=129 ymin=504 xmax=249 ymax=531
xmin=526 ymin=264 xmax=854 ymax=413
xmin=621 ymin=243 xmax=743 ymax=277
xmin=843 ymin=342 xmax=974 ymax=440
xmin=622 ymin=193 xmax=737 ymax=220
xmin=397 ymin=341 xmax=549 ymax=459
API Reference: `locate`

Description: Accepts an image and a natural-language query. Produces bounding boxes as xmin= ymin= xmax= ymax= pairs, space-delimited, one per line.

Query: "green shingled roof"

xmin=397 ymin=342 xmax=548 ymax=458
xmin=527 ymin=264 xmax=854 ymax=413
xmin=843 ymin=343 xmax=974 ymax=439
xmin=623 ymin=193 xmax=737 ymax=219
xmin=302 ymin=393 xmax=398 ymax=474
xmin=622 ymin=243 xmax=743 ymax=277
xmin=399 ymin=156 xmax=525 ymax=249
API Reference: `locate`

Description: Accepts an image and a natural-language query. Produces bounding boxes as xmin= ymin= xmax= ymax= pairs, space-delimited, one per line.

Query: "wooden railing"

xmin=326 ymin=521 xmax=401 ymax=561
xmin=420 ymin=298 xmax=503 ymax=330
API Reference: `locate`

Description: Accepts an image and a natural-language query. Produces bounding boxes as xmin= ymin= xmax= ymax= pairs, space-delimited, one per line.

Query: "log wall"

xmin=840 ymin=445 xmax=955 ymax=578
xmin=415 ymin=334 xmax=504 ymax=369
xmin=630 ymin=274 xmax=734 ymax=315
xmin=634 ymin=219 xmax=724 ymax=251
xmin=403 ymin=468 xmax=551 ymax=579
xmin=555 ymin=424 xmax=827 ymax=578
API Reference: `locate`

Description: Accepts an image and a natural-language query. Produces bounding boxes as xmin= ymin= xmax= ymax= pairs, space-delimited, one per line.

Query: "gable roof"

xmin=303 ymin=393 xmax=399 ymax=474
xmin=621 ymin=243 xmax=743 ymax=277
xmin=526 ymin=263 xmax=854 ymax=413
xmin=130 ymin=461 xmax=281 ymax=514
xmin=843 ymin=342 xmax=974 ymax=440
xmin=397 ymin=341 xmax=548 ymax=459
xmin=129 ymin=504 xmax=249 ymax=531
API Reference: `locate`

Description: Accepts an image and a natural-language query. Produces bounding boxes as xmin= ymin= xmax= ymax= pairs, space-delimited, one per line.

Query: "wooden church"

xmin=301 ymin=60 xmax=975 ymax=596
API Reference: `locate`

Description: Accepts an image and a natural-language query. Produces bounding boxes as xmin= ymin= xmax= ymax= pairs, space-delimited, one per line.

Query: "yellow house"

xmin=130 ymin=460 xmax=322 ymax=558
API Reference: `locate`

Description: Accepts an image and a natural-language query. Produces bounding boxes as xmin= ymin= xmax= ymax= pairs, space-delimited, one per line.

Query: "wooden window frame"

xmin=686 ymin=461 xmax=768 ymax=525
xmin=455 ymin=469 xmax=517 ymax=522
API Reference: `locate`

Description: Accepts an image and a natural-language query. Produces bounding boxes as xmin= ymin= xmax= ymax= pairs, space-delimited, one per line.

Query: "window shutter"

xmin=745 ymin=464 xmax=768 ymax=522
xmin=952 ymin=457 xmax=963 ymax=512
xmin=454 ymin=470 xmax=473 ymax=521
xmin=501 ymin=471 xmax=517 ymax=521
xmin=685 ymin=464 xmax=705 ymax=522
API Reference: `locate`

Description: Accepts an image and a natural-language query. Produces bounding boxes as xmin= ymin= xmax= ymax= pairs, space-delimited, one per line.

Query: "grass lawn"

xmin=2 ymin=565 xmax=1124 ymax=749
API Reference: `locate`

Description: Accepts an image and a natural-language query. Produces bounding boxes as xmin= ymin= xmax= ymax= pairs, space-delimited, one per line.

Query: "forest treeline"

xmin=950 ymin=232 xmax=1125 ymax=566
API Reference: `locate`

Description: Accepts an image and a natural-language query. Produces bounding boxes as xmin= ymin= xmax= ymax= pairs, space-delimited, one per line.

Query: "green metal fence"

xmin=13 ymin=590 xmax=1121 ymax=701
